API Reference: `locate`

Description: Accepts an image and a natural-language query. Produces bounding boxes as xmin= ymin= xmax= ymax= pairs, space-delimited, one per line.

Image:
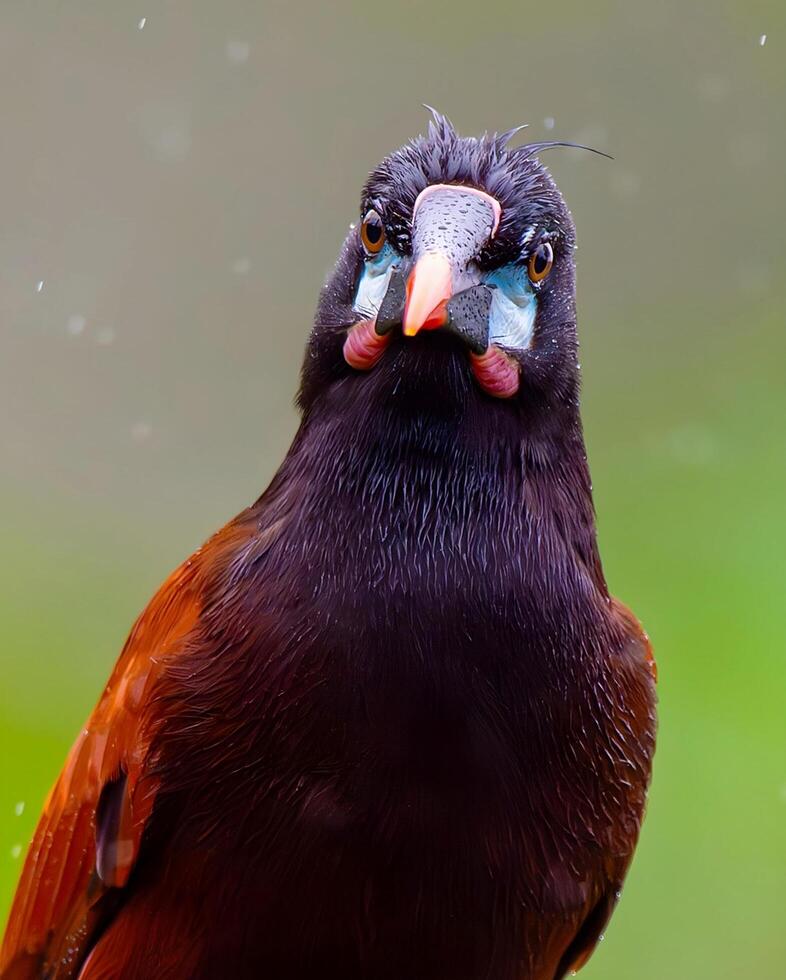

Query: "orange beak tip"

xmin=403 ymin=253 xmax=453 ymax=337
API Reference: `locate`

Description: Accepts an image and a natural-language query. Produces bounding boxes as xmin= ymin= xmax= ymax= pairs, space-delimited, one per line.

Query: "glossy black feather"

xmin=1 ymin=116 xmax=655 ymax=980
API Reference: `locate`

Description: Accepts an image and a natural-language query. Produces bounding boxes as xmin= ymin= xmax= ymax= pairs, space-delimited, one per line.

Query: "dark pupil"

xmin=365 ymin=218 xmax=382 ymax=244
xmin=534 ymin=247 xmax=549 ymax=273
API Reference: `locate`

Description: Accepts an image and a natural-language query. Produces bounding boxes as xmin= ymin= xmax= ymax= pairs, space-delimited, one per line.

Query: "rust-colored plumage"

xmin=2 ymin=116 xmax=656 ymax=980
xmin=2 ymin=520 xmax=251 ymax=977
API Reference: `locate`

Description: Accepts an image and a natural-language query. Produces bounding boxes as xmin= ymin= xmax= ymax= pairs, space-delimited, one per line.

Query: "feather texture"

xmin=1 ymin=117 xmax=655 ymax=980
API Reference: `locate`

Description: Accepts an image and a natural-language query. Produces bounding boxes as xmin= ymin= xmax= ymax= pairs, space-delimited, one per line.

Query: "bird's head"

xmin=301 ymin=111 xmax=594 ymax=427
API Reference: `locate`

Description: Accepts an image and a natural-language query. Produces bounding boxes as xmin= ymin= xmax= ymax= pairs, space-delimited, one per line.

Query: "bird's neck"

xmin=266 ymin=384 xmax=606 ymax=600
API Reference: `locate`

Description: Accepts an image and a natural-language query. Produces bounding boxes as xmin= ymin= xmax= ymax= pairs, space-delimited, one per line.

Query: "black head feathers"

xmin=303 ymin=111 xmax=595 ymax=418
xmin=362 ymin=109 xmax=601 ymax=266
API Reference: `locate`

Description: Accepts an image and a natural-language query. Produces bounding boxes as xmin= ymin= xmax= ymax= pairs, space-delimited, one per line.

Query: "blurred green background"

xmin=1 ymin=1 xmax=784 ymax=976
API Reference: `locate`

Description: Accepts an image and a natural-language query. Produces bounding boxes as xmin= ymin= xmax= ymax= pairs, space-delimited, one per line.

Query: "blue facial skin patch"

xmin=353 ymin=244 xmax=398 ymax=319
xmin=484 ymin=264 xmax=537 ymax=351
xmin=353 ymin=248 xmax=537 ymax=353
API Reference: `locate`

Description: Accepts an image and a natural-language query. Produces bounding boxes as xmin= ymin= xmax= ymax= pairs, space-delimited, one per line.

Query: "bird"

xmin=1 ymin=111 xmax=656 ymax=980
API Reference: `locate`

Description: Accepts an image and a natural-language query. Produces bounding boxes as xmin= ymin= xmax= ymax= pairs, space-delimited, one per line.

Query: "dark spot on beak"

xmin=373 ymin=273 xmax=493 ymax=355
xmin=445 ymin=285 xmax=493 ymax=355
xmin=375 ymin=271 xmax=407 ymax=336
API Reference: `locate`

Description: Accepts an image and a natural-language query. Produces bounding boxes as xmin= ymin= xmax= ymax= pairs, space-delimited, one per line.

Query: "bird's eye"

xmin=360 ymin=209 xmax=386 ymax=255
xmin=528 ymin=242 xmax=553 ymax=283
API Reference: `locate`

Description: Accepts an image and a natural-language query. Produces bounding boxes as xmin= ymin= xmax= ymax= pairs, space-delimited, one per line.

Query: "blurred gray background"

xmin=1 ymin=2 xmax=785 ymax=977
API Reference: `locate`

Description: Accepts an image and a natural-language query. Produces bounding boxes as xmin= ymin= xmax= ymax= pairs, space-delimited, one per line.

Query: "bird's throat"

xmin=279 ymin=384 xmax=603 ymax=603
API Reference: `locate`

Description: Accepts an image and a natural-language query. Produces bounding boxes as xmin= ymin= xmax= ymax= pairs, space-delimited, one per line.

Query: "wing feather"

xmin=0 ymin=520 xmax=251 ymax=979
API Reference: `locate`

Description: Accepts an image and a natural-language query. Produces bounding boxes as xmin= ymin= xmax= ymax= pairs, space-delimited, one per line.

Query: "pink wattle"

xmin=343 ymin=319 xmax=391 ymax=370
xmin=469 ymin=346 xmax=520 ymax=398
